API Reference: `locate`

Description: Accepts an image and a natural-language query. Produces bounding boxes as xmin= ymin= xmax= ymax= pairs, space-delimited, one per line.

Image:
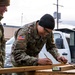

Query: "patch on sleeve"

xmin=17 ymin=35 xmax=25 ymax=40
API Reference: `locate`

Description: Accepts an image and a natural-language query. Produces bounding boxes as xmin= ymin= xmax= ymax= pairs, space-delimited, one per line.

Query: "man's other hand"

xmin=57 ymin=56 xmax=68 ymax=64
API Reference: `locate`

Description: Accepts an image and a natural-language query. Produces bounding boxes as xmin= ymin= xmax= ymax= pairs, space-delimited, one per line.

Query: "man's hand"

xmin=38 ymin=58 xmax=53 ymax=65
xmin=57 ymin=56 xmax=68 ymax=64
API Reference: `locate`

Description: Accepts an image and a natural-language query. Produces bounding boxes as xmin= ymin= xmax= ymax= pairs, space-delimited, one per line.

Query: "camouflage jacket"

xmin=11 ymin=21 xmax=59 ymax=66
xmin=0 ymin=22 xmax=5 ymax=68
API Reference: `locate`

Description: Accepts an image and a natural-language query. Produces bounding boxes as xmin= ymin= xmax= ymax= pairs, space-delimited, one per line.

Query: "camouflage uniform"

xmin=0 ymin=11 xmax=5 ymax=75
xmin=0 ymin=22 xmax=5 ymax=68
xmin=11 ymin=21 xmax=59 ymax=66
xmin=0 ymin=0 xmax=10 ymax=69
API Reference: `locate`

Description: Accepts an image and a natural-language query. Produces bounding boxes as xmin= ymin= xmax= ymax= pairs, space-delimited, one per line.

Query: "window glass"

xmin=54 ymin=33 xmax=64 ymax=49
xmin=53 ymin=33 xmax=61 ymax=42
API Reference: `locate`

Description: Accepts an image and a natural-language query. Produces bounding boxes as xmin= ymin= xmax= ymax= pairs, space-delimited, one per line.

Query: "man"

xmin=11 ymin=14 xmax=67 ymax=67
xmin=0 ymin=0 xmax=10 ymax=69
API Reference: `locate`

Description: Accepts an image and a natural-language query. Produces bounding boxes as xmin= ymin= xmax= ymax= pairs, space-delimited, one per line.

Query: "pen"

xmin=44 ymin=53 xmax=50 ymax=59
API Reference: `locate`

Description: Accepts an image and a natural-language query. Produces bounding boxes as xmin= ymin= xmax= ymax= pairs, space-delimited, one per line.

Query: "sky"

xmin=1 ymin=0 xmax=75 ymax=26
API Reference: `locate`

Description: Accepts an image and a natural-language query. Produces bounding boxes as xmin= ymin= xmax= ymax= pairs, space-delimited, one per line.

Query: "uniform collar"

xmin=33 ymin=21 xmax=41 ymax=39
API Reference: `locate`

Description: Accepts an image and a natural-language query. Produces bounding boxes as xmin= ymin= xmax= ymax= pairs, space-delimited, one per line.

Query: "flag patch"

xmin=17 ymin=36 xmax=25 ymax=40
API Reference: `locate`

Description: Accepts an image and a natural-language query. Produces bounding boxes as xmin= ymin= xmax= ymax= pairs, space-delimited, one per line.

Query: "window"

xmin=54 ymin=33 xmax=64 ymax=49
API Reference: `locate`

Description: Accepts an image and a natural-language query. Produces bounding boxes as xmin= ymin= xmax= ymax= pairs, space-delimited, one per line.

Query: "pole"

xmin=57 ymin=0 xmax=58 ymax=29
xmin=53 ymin=0 xmax=63 ymax=29
xmin=21 ymin=13 xmax=23 ymax=26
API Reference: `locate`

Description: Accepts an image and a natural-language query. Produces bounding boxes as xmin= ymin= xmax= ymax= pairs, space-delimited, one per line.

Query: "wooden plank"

xmin=35 ymin=72 xmax=75 ymax=75
xmin=34 ymin=64 xmax=75 ymax=75
xmin=35 ymin=69 xmax=75 ymax=75
xmin=0 ymin=64 xmax=66 ymax=74
xmin=63 ymin=69 xmax=75 ymax=72
xmin=36 ymin=64 xmax=75 ymax=72
xmin=52 ymin=64 xmax=75 ymax=71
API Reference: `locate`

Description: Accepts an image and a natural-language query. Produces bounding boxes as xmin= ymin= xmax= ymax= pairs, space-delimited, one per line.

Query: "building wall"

xmin=3 ymin=25 xmax=20 ymax=41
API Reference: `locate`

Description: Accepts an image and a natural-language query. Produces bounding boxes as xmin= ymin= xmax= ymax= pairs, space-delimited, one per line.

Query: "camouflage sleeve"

xmin=46 ymin=32 xmax=60 ymax=60
xmin=11 ymin=29 xmax=38 ymax=66
xmin=0 ymin=29 xmax=5 ymax=68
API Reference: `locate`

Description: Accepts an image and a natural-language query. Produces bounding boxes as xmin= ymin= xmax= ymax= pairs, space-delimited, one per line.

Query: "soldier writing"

xmin=11 ymin=14 xmax=67 ymax=75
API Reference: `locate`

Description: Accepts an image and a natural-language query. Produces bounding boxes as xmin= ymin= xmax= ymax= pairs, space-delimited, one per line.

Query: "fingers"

xmin=47 ymin=58 xmax=53 ymax=64
xmin=38 ymin=58 xmax=53 ymax=65
xmin=44 ymin=53 xmax=53 ymax=64
xmin=46 ymin=61 xmax=53 ymax=65
xmin=57 ymin=56 xmax=67 ymax=64
xmin=61 ymin=57 xmax=67 ymax=63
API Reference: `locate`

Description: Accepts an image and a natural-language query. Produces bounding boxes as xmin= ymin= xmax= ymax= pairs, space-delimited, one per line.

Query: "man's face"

xmin=37 ymin=24 xmax=52 ymax=37
xmin=0 ymin=6 xmax=7 ymax=16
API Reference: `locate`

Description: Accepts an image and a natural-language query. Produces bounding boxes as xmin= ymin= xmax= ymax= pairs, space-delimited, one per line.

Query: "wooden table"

xmin=0 ymin=64 xmax=75 ymax=75
xmin=35 ymin=64 xmax=75 ymax=75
